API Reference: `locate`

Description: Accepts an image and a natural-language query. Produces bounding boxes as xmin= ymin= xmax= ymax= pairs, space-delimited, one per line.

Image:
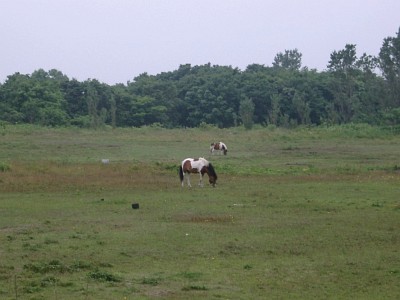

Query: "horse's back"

xmin=181 ymin=157 xmax=208 ymax=173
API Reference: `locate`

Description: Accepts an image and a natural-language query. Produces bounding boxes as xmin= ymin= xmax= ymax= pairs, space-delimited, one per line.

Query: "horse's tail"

xmin=179 ymin=165 xmax=184 ymax=183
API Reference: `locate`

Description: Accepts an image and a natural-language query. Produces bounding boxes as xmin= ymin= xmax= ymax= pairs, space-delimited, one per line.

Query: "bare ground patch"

xmin=174 ymin=213 xmax=235 ymax=224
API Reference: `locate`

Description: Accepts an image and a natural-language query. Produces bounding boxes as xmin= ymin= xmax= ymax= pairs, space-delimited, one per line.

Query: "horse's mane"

xmin=207 ymin=163 xmax=217 ymax=179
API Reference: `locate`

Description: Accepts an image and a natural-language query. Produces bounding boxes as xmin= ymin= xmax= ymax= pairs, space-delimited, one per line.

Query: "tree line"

xmin=1 ymin=28 xmax=399 ymax=129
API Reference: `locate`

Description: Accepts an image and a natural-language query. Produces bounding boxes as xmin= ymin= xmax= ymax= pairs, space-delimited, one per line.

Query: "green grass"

xmin=0 ymin=124 xmax=399 ymax=299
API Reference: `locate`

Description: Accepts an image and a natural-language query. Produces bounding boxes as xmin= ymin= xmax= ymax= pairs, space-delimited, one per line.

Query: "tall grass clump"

xmin=0 ymin=162 xmax=11 ymax=172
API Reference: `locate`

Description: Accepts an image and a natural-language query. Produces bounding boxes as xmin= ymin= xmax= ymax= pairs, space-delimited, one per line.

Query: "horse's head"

xmin=206 ymin=163 xmax=218 ymax=187
xmin=208 ymin=174 xmax=217 ymax=187
xmin=223 ymin=149 xmax=228 ymax=155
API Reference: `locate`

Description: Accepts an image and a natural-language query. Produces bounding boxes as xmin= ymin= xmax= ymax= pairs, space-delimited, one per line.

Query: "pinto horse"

xmin=210 ymin=142 xmax=228 ymax=155
xmin=179 ymin=157 xmax=217 ymax=187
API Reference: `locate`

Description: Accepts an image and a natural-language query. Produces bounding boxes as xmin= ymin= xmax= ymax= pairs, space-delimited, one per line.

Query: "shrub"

xmin=87 ymin=270 xmax=121 ymax=282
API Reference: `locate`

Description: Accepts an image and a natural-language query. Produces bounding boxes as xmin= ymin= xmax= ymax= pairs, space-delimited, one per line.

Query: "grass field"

xmin=0 ymin=124 xmax=399 ymax=299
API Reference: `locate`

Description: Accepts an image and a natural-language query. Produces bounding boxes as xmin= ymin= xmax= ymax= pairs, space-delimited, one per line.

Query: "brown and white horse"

xmin=179 ymin=157 xmax=217 ymax=187
xmin=210 ymin=142 xmax=228 ymax=155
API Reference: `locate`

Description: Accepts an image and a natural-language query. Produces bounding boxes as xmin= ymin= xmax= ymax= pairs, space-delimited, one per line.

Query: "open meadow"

xmin=0 ymin=124 xmax=399 ymax=299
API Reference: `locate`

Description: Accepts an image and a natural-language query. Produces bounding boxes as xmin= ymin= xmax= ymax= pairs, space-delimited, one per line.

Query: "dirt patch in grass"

xmin=174 ymin=213 xmax=235 ymax=224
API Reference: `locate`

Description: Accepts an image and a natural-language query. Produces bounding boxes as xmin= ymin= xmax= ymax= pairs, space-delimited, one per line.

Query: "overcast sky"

xmin=1 ymin=0 xmax=399 ymax=85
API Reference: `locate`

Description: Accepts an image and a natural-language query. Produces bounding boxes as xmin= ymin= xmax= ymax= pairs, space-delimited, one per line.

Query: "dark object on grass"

xmin=132 ymin=203 xmax=139 ymax=209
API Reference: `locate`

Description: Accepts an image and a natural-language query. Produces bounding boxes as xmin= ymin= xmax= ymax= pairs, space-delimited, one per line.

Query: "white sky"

xmin=1 ymin=0 xmax=399 ymax=85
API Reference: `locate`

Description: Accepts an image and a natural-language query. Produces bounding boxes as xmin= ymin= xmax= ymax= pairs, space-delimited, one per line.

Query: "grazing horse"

xmin=179 ymin=157 xmax=217 ymax=187
xmin=210 ymin=142 xmax=228 ymax=155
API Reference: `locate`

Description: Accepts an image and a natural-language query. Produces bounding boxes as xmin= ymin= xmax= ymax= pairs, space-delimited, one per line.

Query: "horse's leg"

xmin=198 ymin=173 xmax=204 ymax=187
xmin=186 ymin=173 xmax=192 ymax=187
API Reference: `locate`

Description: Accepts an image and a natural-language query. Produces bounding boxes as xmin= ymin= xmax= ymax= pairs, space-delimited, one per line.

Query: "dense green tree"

xmin=273 ymin=49 xmax=302 ymax=71
xmin=127 ymin=73 xmax=176 ymax=127
xmin=61 ymin=79 xmax=88 ymax=126
xmin=292 ymin=91 xmax=310 ymax=125
xmin=85 ymin=81 xmax=102 ymax=128
xmin=84 ymin=79 xmax=114 ymax=128
xmin=0 ymin=70 xmax=68 ymax=125
xmin=328 ymin=44 xmax=358 ymax=74
xmin=0 ymin=73 xmax=29 ymax=123
xmin=241 ymin=66 xmax=281 ymax=125
xmin=112 ymin=84 xmax=135 ymax=126
xmin=173 ymin=64 xmax=240 ymax=128
xmin=354 ymin=54 xmax=388 ymax=123
xmin=379 ymin=27 xmax=400 ymax=106
xmin=268 ymin=94 xmax=281 ymax=125
xmin=285 ymin=69 xmax=333 ymax=125
xmin=327 ymin=44 xmax=360 ymax=123
xmin=239 ymin=97 xmax=255 ymax=129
